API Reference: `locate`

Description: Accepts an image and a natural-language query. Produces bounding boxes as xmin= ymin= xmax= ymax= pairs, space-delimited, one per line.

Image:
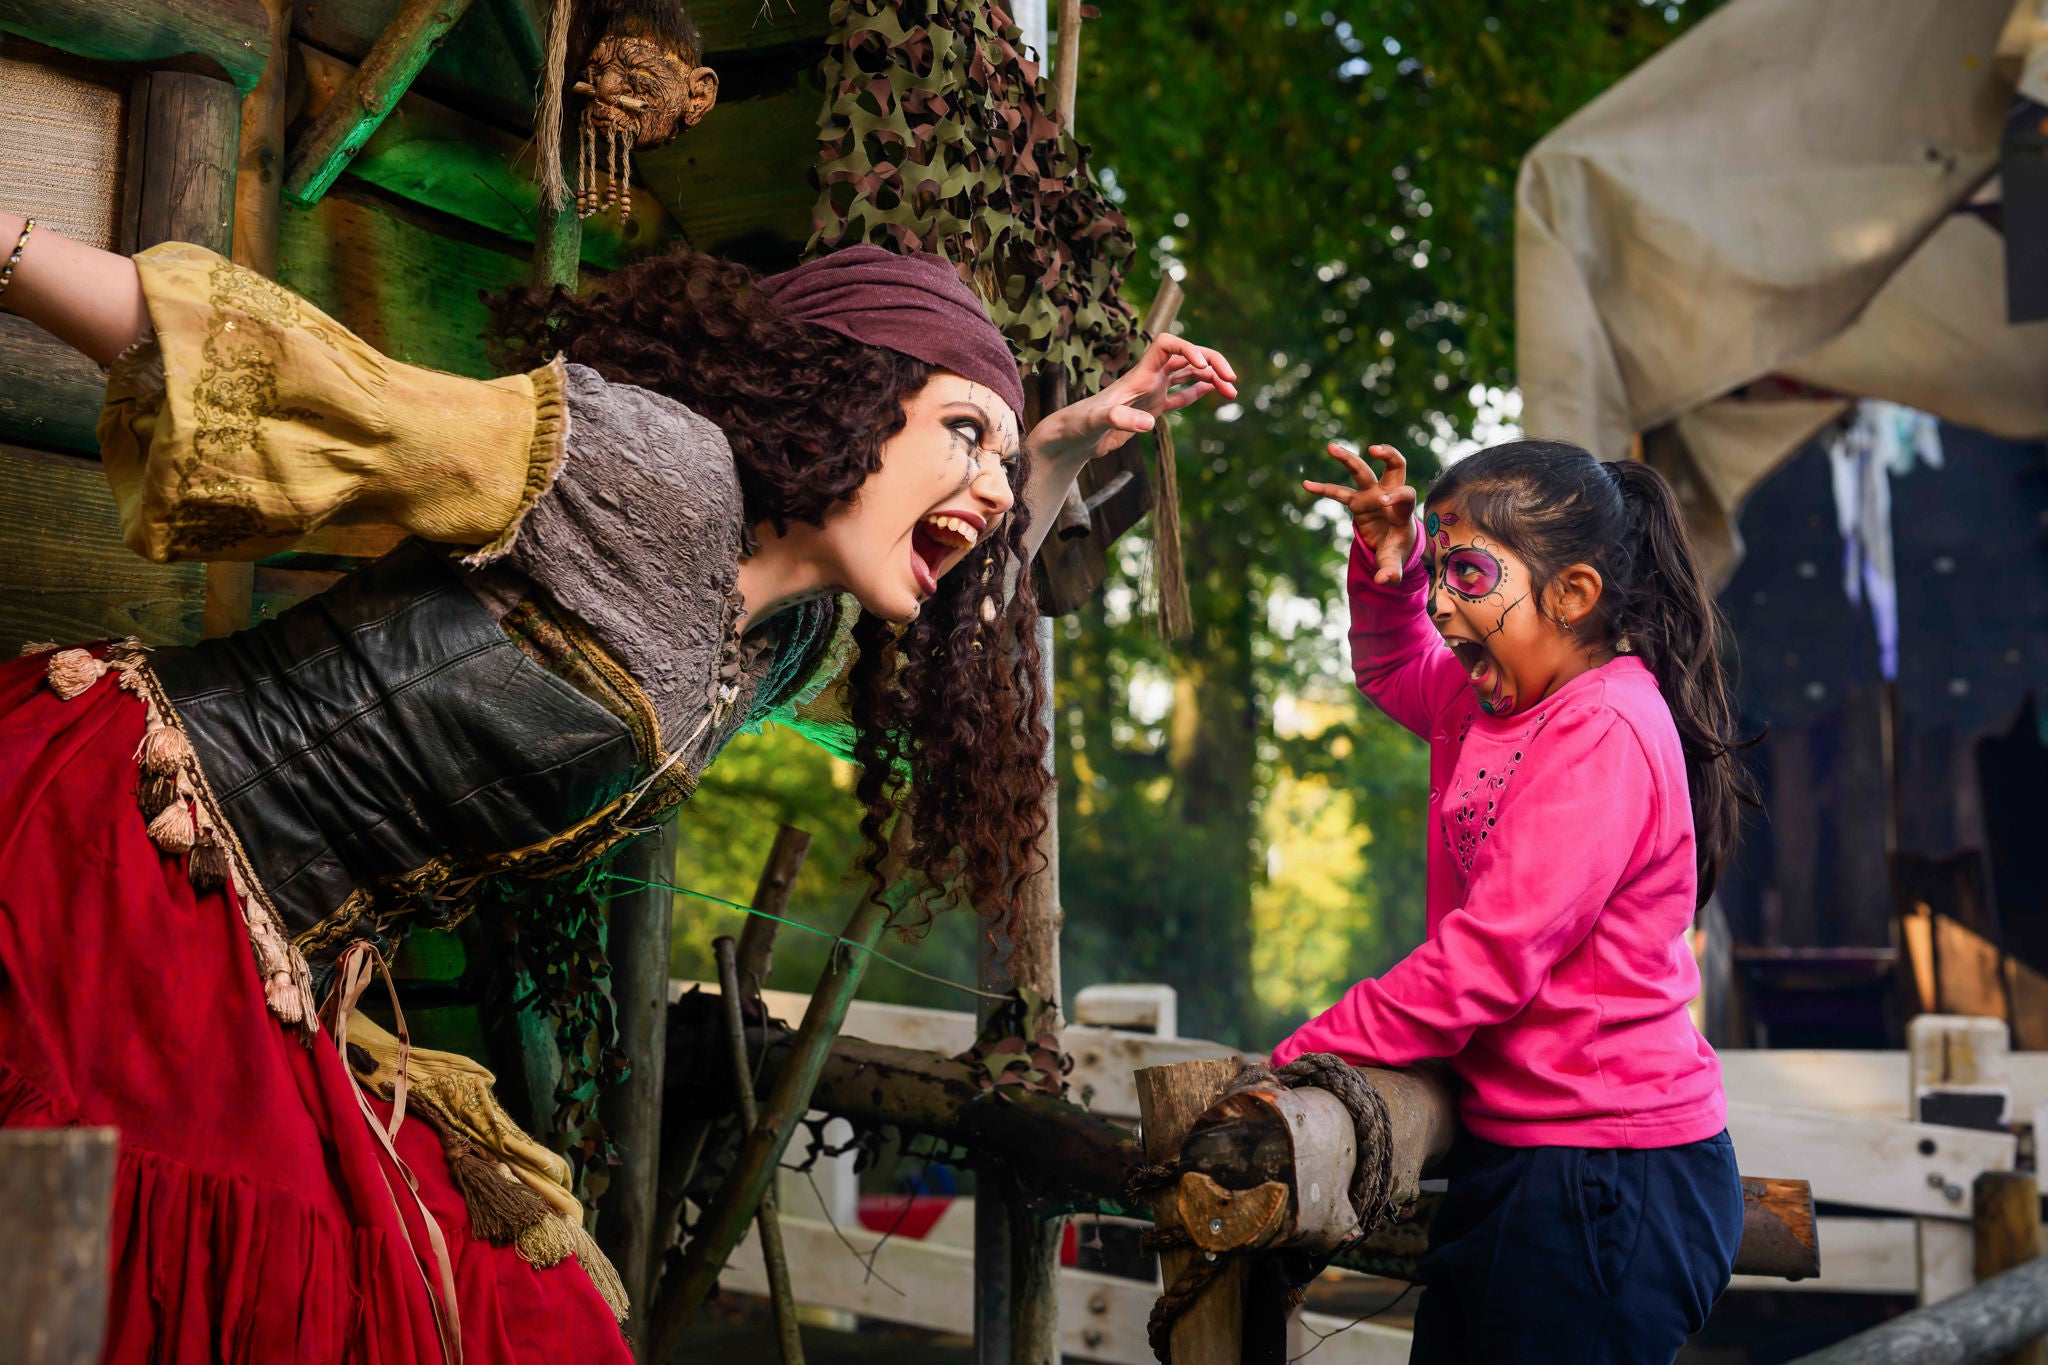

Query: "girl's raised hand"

xmin=1304 ymin=442 xmax=1418 ymax=586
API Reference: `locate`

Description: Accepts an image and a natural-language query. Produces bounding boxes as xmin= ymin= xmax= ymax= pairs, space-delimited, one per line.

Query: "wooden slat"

xmin=1725 ymin=1101 xmax=2015 ymax=1221
xmin=634 ymin=81 xmax=822 ymax=260
xmin=0 ymin=0 xmax=270 ymax=94
xmin=283 ymin=0 xmax=483 ymax=207
xmin=0 ymin=445 xmax=204 ymax=654
xmin=723 ymin=1211 xmax=1412 ymax=1365
xmin=276 ymin=190 xmax=533 ymax=376
xmin=0 ymin=314 xmax=105 ymax=455
xmin=1731 ymin=1217 xmax=1920 ymax=1296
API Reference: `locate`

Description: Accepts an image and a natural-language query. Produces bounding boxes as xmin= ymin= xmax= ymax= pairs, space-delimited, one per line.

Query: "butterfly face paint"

xmin=1425 ymin=510 xmax=1530 ymax=718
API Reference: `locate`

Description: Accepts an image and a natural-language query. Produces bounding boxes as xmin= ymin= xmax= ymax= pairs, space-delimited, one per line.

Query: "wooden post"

xmin=975 ymin=610 xmax=1064 ymax=1365
xmin=649 ymin=890 xmax=893 ymax=1360
xmin=0 ymin=1127 xmax=118 ymax=1365
xmin=1910 ymin=1014 xmax=2013 ymax=1304
xmin=1134 ymin=1059 xmax=1246 ymax=1365
xmin=597 ymin=820 xmax=677 ymax=1354
xmin=1975 ymin=1171 xmax=2044 ymax=1365
xmin=715 ymin=937 xmax=805 ymax=1365
xmin=122 ymin=66 xmax=244 ymax=639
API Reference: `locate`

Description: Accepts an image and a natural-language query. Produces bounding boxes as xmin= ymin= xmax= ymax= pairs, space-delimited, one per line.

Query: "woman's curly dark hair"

xmin=488 ymin=250 xmax=1050 ymax=933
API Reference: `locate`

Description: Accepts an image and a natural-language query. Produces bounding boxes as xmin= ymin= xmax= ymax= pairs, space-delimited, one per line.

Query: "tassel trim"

xmin=518 ymin=1215 xmax=630 ymax=1323
xmin=465 ymin=357 xmax=572 ymax=567
xmin=99 ymin=640 xmax=319 ymax=1038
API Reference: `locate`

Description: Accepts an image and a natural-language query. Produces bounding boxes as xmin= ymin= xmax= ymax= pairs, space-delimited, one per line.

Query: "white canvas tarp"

xmin=1516 ymin=0 xmax=2048 ymax=572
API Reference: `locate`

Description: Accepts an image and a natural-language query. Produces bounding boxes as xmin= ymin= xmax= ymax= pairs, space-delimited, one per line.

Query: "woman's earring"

xmin=973 ymin=555 xmax=997 ymax=647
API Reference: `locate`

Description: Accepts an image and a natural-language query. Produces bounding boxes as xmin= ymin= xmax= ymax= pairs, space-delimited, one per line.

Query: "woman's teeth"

xmin=919 ymin=513 xmax=980 ymax=550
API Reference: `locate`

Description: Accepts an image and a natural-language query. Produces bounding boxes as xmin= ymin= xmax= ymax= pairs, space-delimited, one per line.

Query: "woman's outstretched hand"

xmin=1024 ymin=333 xmax=1238 ymax=468
xmin=1305 ymin=442 xmax=1417 ymax=587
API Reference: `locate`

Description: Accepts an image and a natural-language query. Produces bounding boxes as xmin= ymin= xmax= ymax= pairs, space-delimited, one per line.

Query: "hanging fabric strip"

xmin=324 ymin=940 xmax=467 ymax=1365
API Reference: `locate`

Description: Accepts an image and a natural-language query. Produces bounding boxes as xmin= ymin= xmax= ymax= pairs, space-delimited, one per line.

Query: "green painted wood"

xmin=276 ymin=190 xmax=531 ymax=376
xmin=296 ymin=0 xmax=830 ymax=133
xmin=0 ymin=0 xmax=270 ymax=94
xmin=297 ymin=46 xmax=667 ymax=269
xmin=283 ymin=0 xmax=481 ymax=207
xmin=0 ymin=445 xmax=205 ymax=656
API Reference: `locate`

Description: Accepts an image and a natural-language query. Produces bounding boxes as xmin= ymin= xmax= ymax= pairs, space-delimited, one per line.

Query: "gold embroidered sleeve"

xmin=96 ymin=242 xmax=568 ymax=564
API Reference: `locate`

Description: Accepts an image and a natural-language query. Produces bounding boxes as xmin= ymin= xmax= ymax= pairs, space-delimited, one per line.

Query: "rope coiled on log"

xmin=1134 ymin=1053 xmax=1398 ymax=1362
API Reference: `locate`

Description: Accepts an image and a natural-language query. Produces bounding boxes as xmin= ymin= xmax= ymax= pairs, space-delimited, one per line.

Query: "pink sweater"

xmin=1271 ymin=532 xmax=1725 ymax=1148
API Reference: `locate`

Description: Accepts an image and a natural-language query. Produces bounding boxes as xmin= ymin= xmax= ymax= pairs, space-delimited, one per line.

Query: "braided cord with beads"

xmin=0 ymin=218 xmax=36 ymax=301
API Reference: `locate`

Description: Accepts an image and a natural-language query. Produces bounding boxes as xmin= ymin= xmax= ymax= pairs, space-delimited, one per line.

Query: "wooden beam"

xmin=1786 ymin=1257 xmax=2048 ymax=1365
xmin=0 ymin=0 xmax=271 ymax=94
xmin=0 ymin=1128 xmax=119 ymax=1365
xmin=283 ymin=0 xmax=480 ymax=207
xmin=1725 ymin=1101 xmax=2014 ymax=1222
xmin=663 ymin=999 xmax=1143 ymax=1205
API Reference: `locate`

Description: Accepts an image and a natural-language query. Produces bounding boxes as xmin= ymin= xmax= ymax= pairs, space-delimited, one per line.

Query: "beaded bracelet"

xmin=0 ymin=218 xmax=38 ymax=301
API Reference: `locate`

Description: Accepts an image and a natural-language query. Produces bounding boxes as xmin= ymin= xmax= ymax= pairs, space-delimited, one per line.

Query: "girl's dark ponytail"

xmin=1607 ymin=460 xmax=1756 ymax=902
xmin=1431 ymin=440 xmax=1755 ymax=905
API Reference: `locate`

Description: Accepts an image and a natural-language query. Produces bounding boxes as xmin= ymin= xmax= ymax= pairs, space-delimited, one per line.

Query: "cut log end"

xmin=1736 ymin=1176 xmax=1820 ymax=1281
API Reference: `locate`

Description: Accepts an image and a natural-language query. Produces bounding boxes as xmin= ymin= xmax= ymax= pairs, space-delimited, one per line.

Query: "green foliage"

xmin=669 ymin=722 xmax=988 ymax=1011
xmin=1051 ymin=0 xmax=1713 ymax=1044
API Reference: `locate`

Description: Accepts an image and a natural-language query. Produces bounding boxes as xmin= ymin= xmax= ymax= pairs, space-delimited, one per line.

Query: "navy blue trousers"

xmin=1407 ymin=1131 xmax=1744 ymax=1365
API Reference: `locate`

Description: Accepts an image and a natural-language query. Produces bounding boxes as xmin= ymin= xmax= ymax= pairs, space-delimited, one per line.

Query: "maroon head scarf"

xmin=759 ymin=245 xmax=1025 ymax=422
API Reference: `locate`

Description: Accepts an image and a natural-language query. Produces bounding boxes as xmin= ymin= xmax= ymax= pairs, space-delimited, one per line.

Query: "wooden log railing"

xmin=663 ymin=1003 xmax=1822 ymax=1284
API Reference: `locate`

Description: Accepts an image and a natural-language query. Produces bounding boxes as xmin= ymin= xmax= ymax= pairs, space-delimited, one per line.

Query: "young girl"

xmin=1275 ymin=439 xmax=1750 ymax=1364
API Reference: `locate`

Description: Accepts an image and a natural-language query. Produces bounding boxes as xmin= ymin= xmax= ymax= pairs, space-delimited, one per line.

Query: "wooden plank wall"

xmin=0 ymin=445 xmax=206 ymax=653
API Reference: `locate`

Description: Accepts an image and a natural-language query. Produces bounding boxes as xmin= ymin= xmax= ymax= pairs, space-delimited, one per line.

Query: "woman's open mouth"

xmin=909 ymin=512 xmax=982 ymax=597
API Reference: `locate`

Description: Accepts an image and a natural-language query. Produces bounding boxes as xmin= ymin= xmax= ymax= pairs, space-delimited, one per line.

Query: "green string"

xmin=600 ymin=873 xmax=1011 ymax=1003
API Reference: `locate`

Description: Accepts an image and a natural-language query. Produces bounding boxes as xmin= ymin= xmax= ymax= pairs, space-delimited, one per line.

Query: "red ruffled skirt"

xmin=0 ymin=653 xmax=632 ymax=1364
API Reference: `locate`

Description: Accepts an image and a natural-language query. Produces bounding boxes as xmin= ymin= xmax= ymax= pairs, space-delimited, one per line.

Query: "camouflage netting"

xmin=808 ymin=0 xmax=1144 ymax=393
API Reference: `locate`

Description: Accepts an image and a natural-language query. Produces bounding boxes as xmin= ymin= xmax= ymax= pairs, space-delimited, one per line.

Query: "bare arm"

xmin=0 ymin=210 xmax=150 ymax=367
xmin=1017 ymin=332 xmax=1237 ymax=561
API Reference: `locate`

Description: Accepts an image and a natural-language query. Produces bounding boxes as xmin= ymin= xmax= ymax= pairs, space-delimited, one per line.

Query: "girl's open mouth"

xmin=1446 ymin=637 xmax=1493 ymax=686
xmin=909 ymin=513 xmax=980 ymax=597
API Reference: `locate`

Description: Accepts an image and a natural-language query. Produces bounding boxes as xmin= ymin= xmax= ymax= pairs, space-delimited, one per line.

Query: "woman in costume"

xmin=0 ymin=210 xmax=1235 ymax=1362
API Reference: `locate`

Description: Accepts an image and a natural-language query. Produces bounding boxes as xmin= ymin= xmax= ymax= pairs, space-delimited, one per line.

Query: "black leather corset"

xmin=150 ymin=540 xmax=643 ymax=950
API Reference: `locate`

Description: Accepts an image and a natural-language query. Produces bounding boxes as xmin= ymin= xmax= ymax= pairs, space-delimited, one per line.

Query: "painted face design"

xmin=1425 ymin=513 xmax=1529 ymax=718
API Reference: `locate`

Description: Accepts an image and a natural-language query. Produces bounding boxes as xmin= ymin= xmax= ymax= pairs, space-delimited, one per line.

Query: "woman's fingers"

xmin=1146 ymin=334 xmax=1239 ymax=396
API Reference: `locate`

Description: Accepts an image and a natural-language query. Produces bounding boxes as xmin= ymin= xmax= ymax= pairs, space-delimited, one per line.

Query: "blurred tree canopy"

xmin=672 ymin=0 xmax=1713 ymax=1045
